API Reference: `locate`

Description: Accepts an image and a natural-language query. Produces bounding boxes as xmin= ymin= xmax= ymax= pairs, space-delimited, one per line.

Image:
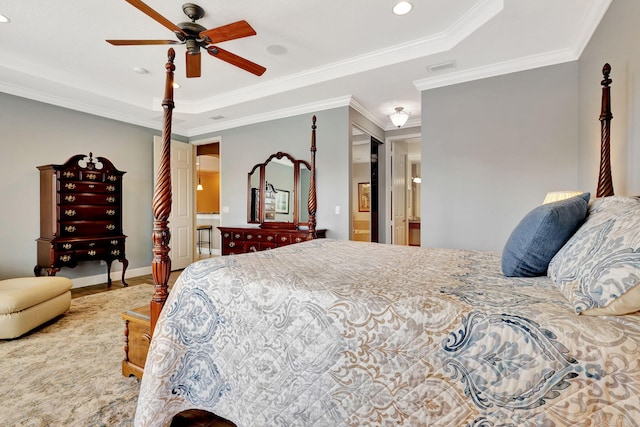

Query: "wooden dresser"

xmin=35 ymin=153 xmax=128 ymax=285
xmin=219 ymin=227 xmax=326 ymax=255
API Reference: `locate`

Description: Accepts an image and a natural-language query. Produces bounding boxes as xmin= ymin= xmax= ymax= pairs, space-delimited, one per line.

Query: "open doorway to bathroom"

xmin=386 ymin=135 xmax=421 ymax=246
xmin=195 ymin=141 xmax=221 ymax=258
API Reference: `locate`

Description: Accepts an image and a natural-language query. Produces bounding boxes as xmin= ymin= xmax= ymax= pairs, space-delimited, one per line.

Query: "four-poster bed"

xmin=135 ymin=54 xmax=640 ymax=426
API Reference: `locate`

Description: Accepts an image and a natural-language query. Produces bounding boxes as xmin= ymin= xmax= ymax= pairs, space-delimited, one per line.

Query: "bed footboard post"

xmin=597 ymin=63 xmax=614 ymax=197
xmin=150 ymin=48 xmax=176 ymax=336
xmin=307 ymin=115 xmax=317 ymax=239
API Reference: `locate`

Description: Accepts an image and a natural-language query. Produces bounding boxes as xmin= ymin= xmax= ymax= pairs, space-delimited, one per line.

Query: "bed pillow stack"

xmin=501 ymin=192 xmax=590 ymax=277
xmin=547 ymin=196 xmax=640 ymax=316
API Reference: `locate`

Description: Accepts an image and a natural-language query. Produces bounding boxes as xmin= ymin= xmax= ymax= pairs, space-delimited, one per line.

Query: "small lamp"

xmin=543 ymin=191 xmax=583 ymax=204
xmin=389 ymin=107 xmax=410 ymax=128
xmin=196 ymin=156 xmax=203 ymax=191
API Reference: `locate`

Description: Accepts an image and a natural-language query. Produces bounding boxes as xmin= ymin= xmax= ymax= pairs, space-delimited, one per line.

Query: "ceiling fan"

xmin=106 ymin=0 xmax=266 ymax=78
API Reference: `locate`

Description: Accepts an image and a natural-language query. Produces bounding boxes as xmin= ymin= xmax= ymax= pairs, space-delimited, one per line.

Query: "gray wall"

xmin=197 ymin=107 xmax=351 ymax=240
xmin=578 ymin=0 xmax=640 ymax=197
xmin=421 ymin=62 xmax=580 ymax=251
xmin=0 ymin=93 xmax=160 ymax=282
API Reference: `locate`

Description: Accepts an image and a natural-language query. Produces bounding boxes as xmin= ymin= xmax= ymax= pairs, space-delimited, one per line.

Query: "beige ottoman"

xmin=0 ymin=276 xmax=72 ymax=339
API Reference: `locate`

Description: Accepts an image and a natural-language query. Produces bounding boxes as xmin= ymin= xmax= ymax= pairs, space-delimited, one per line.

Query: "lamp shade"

xmin=389 ymin=107 xmax=410 ymax=128
xmin=543 ymin=191 xmax=584 ymax=204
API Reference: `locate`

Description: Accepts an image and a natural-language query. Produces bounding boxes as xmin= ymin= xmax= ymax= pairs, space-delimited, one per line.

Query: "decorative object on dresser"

xmin=35 ymin=152 xmax=128 ymax=286
xmin=219 ymin=116 xmax=324 ymax=255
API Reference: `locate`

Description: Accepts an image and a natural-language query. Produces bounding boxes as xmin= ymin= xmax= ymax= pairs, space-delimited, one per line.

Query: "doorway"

xmin=193 ymin=139 xmax=222 ymax=258
xmin=386 ymin=135 xmax=421 ymax=246
xmin=351 ymin=125 xmax=382 ymax=242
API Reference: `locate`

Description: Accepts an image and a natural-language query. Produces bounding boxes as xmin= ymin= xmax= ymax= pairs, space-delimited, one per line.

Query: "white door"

xmin=153 ymin=136 xmax=194 ymax=270
xmin=392 ymin=142 xmax=408 ymax=245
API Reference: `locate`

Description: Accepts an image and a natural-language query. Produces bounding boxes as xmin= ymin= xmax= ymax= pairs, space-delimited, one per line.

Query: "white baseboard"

xmin=70 ymin=265 xmax=152 ymax=289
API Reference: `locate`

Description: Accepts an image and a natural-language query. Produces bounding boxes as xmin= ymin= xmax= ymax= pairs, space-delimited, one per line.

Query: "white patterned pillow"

xmin=548 ymin=196 xmax=640 ymax=315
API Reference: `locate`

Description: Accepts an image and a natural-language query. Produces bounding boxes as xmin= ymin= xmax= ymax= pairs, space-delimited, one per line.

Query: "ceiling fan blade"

xmin=207 ymin=46 xmax=266 ymax=76
xmin=200 ymin=20 xmax=256 ymax=44
xmin=124 ymin=0 xmax=187 ymax=36
xmin=186 ymin=51 xmax=202 ymax=78
xmin=106 ymin=40 xmax=180 ymax=46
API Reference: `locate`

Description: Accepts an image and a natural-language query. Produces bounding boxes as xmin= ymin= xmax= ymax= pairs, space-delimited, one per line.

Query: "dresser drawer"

xmin=58 ymin=181 xmax=119 ymax=193
xmin=58 ymin=220 xmax=121 ymax=237
xmin=59 ymin=193 xmax=119 ymax=205
xmin=59 ymin=205 xmax=119 ymax=220
xmin=54 ymin=237 xmax=124 ymax=252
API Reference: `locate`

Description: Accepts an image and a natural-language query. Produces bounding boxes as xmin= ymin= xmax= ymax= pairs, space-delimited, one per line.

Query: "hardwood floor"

xmin=72 ymin=259 xmax=235 ymax=427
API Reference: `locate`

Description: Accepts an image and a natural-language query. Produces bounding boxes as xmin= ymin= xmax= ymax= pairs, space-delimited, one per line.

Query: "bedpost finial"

xmin=602 ymin=63 xmax=612 ymax=87
xmin=168 ymin=48 xmax=175 ymax=62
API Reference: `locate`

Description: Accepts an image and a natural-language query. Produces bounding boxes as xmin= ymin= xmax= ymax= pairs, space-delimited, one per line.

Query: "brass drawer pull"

xmin=111 ymin=249 xmax=121 ymax=256
xmin=86 ymin=173 xmax=98 ymax=180
xmin=62 ymin=243 xmax=72 ymax=250
xmin=110 ymin=240 xmax=119 ymax=245
xmin=62 ymin=171 xmax=74 ymax=178
xmin=106 ymin=224 xmax=116 ymax=231
xmin=64 ymin=183 xmax=76 ymax=190
xmin=64 ymin=209 xmax=76 ymax=217
xmin=88 ymin=250 xmax=96 ymax=256
xmin=60 ymin=255 xmax=72 ymax=262
xmin=107 ymin=185 xmax=116 ymax=192
xmin=246 ymin=234 xmax=253 ymax=239
xmin=65 ymin=225 xmax=76 ymax=233
xmin=228 ymin=242 xmax=235 ymax=248
xmin=108 ymin=175 xmax=118 ymax=182
xmin=106 ymin=196 xmax=116 ymax=203
xmin=65 ymin=195 xmax=76 ymax=202
xmin=267 ymin=236 xmax=273 ymax=241
xmin=106 ymin=209 xmax=116 ymax=216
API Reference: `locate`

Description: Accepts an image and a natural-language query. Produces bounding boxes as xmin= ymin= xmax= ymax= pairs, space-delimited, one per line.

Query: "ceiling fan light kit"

xmin=107 ymin=1 xmax=266 ymax=78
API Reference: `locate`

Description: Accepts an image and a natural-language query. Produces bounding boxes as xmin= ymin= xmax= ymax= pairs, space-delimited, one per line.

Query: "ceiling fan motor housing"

xmin=182 ymin=3 xmax=205 ymax=21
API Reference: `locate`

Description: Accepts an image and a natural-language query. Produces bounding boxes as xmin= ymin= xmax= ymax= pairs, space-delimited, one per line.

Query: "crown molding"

xmin=414 ymin=48 xmax=577 ymax=92
xmin=414 ymin=0 xmax=611 ymax=92
xmin=186 ymin=95 xmax=352 ymax=137
xmin=159 ymin=0 xmax=503 ymax=115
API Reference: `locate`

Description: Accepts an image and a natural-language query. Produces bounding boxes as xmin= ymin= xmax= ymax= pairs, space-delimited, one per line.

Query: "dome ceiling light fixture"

xmin=392 ymin=1 xmax=413 ymax=16
xmin=389 ymin=107 xmax=410 ymax=128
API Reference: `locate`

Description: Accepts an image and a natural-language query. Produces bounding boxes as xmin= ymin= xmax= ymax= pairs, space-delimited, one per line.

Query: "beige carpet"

xmin=0 ymin=284 xmax=155 ymax=426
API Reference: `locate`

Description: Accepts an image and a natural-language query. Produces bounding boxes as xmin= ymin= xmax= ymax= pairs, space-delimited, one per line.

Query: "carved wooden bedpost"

xmin=150 ymin=48 xmax=175 ymax=336
xmin=597 ymin=63 xmax=614 ymax=197
xmin=307 ymin=116 xmax=317 ymax=238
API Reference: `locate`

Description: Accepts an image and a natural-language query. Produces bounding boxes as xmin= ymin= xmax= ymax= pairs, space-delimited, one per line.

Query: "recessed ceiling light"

xmin=392 ymin=1 xmax=413 ymax=16
xmin=0 ymin=14 xmax=10 ymax=23
xmin=133 ymin=66 xmax=149 ymax=74
xmin=266 ymin=44 xmax=288 ymax=55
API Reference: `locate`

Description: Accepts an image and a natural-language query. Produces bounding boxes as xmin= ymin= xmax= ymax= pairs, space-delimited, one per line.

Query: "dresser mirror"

xmin=247 ymin=152 xmax=311 ymax=228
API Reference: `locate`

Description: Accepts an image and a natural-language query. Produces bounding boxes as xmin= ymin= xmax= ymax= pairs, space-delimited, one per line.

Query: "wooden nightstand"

xmin=121 ymin=305 xmax=150 ymax=379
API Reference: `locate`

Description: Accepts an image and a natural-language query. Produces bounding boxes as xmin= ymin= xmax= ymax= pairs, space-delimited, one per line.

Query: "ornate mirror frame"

xmin=247 ymin=152 xmax=311 ymax=229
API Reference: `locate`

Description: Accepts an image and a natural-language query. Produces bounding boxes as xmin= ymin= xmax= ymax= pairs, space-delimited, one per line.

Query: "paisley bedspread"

xmin=135 ymin=239 xmax=640 ymax=426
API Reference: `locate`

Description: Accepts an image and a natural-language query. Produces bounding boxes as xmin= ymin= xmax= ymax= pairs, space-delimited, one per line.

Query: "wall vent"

xmin=427 ymin=60 xmax=456 ymax=73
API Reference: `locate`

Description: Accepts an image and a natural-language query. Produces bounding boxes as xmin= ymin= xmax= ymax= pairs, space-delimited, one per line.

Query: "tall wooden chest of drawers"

xmin=35 ymin=153 xmax=128 ymax=285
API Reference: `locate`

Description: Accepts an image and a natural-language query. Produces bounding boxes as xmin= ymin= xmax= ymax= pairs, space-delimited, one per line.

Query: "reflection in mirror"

xmin=248 ymin=168 xmax=261 ymax=223
xmin=247 ymin=151 xmax=312 ymax=229
xmin=264 ymin=158 xmax=294 ymax=223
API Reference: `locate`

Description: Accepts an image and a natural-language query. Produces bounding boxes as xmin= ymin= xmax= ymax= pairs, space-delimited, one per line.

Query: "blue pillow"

xmin=501 ymin=192 xmax=590 ymax=277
